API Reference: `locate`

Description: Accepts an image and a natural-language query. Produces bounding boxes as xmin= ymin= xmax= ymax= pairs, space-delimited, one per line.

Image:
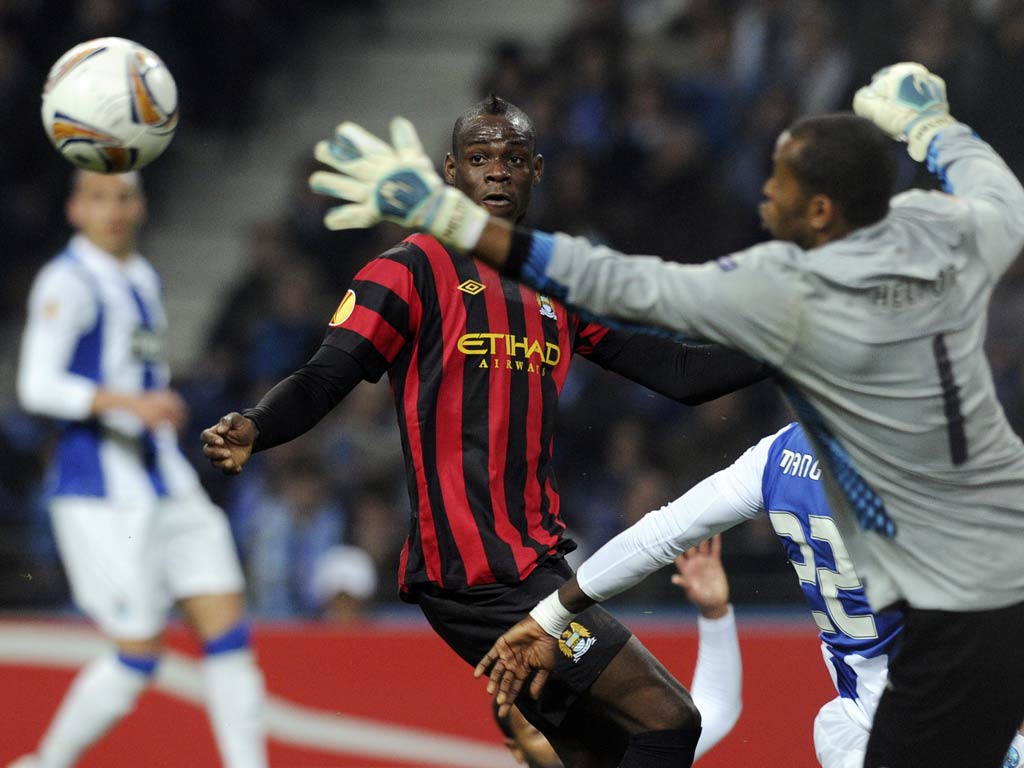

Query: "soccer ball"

xmin=41 ymin=37 xmax=178 ymax=173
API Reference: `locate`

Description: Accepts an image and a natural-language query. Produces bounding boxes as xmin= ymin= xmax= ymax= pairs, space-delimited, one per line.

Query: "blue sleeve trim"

xmin=203 ymin=621 xmax=252 ymax=656
xmin=926 ymin=134 xmax=953 ymax=193
xmin=519 ymin=231 xmax=568 ymax=300
xmin=117 ymin=652 xmax=159 ymax=676
xmin=518 ymin=231 xmax=702 ymax=342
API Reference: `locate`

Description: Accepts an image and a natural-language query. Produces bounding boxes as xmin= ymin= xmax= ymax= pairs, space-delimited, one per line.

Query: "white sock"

xmin=36 ymin=653 xmax=151 ymax=768
xmin=203 ymin=649 xmax=267 ymax=768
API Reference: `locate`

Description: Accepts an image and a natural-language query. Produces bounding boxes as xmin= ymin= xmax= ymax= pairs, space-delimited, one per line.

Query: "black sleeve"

xmin=505 ymin=226 xmax=533 ymax=278
xmin=243 ymin=344 xmax=370 ymax=453
xmin=591 ymin=330 xmax=771 ymax=405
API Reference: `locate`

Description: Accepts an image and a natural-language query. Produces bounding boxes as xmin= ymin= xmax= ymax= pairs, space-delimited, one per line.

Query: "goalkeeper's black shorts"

xmin=865 ymin=599 xmax=1024 ymax=768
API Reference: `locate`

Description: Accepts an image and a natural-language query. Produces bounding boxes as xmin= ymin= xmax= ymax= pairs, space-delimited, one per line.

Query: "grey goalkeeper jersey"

xmin=537 ymin=124 xmax=1024 ymax=612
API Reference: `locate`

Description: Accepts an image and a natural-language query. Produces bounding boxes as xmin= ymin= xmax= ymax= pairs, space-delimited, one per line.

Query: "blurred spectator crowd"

xmin=3 ymin=0 xmax=1024 ymax=621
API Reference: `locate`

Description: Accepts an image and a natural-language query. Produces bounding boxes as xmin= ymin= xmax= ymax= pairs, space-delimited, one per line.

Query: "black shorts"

xmin=865 ymin=599 xmax=1024 ymax=768
xmin=415 ymin=557 xmax=632 ymax=729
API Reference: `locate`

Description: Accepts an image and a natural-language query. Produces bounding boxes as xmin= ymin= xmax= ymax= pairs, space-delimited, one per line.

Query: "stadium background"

xmin=1 ymin=0 xmax=1023 ymax=765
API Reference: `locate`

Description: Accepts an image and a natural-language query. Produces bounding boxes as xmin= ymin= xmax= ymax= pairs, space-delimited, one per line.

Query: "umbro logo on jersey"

xmin=537 ymin=294 xmax=558 ymax=321
xmin=559 ymin=621 xmax=596 ymax=663
xmin=457 ymin=279 xmax=486 ymax=295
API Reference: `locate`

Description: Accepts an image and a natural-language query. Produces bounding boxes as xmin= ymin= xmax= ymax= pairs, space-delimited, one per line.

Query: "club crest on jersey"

xmin=537 ymin=294 xmax=558 ymax=320
xmin=457 ymin=279 xmax=486 ymax=295
xmin=559 ymin=622 xmax=596 ymax=663
xmin=1005 ymin=746 xmax=1021 ymax=768
xmin=329 ymin=289 xmax=357 ymax=326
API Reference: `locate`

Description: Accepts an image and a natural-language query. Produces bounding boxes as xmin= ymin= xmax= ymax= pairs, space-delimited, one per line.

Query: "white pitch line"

xmin=0 ymin=623 xmax=515 ymax=767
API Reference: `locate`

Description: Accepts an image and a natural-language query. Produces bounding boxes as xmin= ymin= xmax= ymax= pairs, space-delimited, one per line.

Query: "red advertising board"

xmin=0 ymin=616 xmax=833 ymax=767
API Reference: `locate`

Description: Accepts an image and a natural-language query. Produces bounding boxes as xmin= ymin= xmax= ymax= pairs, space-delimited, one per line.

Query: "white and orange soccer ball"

xmin=41 ymin=37 xmax=178 ymax=173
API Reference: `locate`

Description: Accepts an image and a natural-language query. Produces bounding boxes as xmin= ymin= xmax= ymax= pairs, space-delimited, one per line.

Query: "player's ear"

xmin=443 ymin=152 xmax=457 ymax=184
xmin=533 ymin=154 xmax=544 ymax=186
xmin=807 ymin=193 xmax=836 ymax=232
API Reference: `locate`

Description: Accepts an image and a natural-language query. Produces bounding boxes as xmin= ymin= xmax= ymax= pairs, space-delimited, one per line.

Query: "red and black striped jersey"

xmin=323 ymin=234 xmax=626 ymax=593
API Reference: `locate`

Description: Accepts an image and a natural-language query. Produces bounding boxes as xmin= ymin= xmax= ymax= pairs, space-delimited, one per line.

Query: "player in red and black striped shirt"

xmin=202 ymin=96 xmax=766 ymax=767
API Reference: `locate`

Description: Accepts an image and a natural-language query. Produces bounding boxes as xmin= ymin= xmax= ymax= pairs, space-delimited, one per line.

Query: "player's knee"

xmin=115 ymin=635 xmax=163 ymax=658
xmin=181 ymin=592 xmax=246 ymax=639
xmin=629 ymin=684 xmax=701 ymax=732
xmin=663 ymin=692 xmax=701 ymax=732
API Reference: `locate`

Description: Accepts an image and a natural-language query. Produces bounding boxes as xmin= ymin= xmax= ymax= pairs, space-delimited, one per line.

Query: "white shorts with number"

xmin=813 ymin=696 xmax=870 ymax=768
xmin=50 ymin=491 xmax=245 ymax=640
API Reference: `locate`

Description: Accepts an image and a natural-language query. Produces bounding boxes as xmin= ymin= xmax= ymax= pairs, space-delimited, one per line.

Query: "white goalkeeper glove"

xmin=308 ymin=117 xmax=489 ymax=252
xmin=853 ymin=62 xmax=957 ymax=162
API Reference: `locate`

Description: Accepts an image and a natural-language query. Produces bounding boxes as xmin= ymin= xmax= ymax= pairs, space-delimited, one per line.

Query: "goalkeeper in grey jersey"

xmin=306 ymin=62 xmax=1024 ymax=768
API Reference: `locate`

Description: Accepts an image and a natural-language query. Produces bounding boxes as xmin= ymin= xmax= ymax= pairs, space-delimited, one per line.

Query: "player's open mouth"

xmin=482 ymin=194 xmax=512 ymax=209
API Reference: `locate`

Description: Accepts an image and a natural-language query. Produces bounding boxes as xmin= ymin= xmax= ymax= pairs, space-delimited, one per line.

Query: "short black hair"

xmin=786 ymin=113 xmax=896 ymax=230
xmin=451 ymin=94 xmax=536 ymax=155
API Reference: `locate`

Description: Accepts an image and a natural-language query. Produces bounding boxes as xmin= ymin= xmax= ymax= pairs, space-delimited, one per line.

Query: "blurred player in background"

xmin=203 ymin=96 xmax=767 ymax=767
xmin=13 ymin=171 xmax=266 ymax=768
xmin=305 ymin=62 xmax=1024 ymax=768
xmin=493 ymin=537 xmax=740 ymax=767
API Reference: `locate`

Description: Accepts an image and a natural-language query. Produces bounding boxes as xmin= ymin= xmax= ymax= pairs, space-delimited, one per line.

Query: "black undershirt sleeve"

xmin=243 ymin=343 xmax=369 ymax=453
xmin=593 ymin=331 xmax=771 ymax=405
xmin=505 ymin=226 xmax=533 ymax=278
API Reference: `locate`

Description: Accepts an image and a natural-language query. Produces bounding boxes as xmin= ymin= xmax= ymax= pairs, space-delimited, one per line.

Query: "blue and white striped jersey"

xmin=18 ymin=234 xmax=201 ymax=502
xmin=762 ymin=423 xmax=901 ymax=724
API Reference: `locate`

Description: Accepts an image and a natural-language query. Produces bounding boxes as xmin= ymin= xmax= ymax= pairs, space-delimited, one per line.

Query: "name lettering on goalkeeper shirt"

xmin=869 ymin=264 xmax=956 ymax=311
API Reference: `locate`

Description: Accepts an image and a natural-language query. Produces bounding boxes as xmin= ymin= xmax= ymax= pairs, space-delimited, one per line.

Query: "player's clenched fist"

xmin=201 ymin=412 xmax=257 ymax=475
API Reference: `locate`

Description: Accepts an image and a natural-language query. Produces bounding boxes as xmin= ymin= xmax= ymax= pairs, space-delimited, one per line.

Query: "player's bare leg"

xmin=544 ymin=636 xmax=701 ymax=768
xmin=179 ymin=592 xmax=267 ymax=768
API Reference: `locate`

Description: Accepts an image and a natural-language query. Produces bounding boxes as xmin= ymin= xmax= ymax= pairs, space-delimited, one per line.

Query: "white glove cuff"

xmin=906 ymin=114 xmax=958 ymax=162
xmin=529 ymin=592 xmax=577 ymax=639
xmin=424 ymin=187 xmax=490 ymax=252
